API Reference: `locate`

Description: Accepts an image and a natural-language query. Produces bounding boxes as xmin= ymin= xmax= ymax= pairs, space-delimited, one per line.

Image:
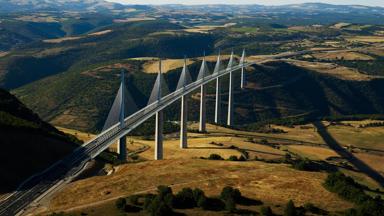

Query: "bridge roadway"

xmin=0 ymin=50 xmax=311 ymax=215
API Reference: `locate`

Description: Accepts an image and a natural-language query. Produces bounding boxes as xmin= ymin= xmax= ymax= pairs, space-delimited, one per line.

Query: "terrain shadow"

xmin=313 ymin=121 xmax=384 ymax=187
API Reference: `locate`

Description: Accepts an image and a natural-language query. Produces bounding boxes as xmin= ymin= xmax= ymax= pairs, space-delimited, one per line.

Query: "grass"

xmin=40 ymin=119 xmax=384 ymax=215
xmin=56 ymin=127 xmax=95 ymax=143
xmin=230 ymin=27 xmax=260 ymax=33
xmin=326 ymin=124 xmax=384 ymax=150
xmin=288 ymin=59 xmax=373 ymax=81
xmin=142 ymin=59 xmax=195 ymax=74
xmin=312 ymin=51 xmax=374 ymax=61
xmin=44 ymin=159 xmax=352 ymax=215
xmin=286 ymin=145 xmax=338 ymax=161
xmin=345 ymin=36 xmax=384 ymax=43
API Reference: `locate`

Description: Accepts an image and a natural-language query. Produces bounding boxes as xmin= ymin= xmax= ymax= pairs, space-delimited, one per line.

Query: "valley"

xmin=1 ymin=1 xmax=384 ymax=216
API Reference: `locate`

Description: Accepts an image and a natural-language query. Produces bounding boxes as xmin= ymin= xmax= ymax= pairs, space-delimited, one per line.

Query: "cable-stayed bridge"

xmin=0 ymin=49 xmax=308 ymax=216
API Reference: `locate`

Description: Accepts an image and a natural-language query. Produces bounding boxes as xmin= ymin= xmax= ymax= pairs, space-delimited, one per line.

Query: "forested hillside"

xmin=0 ymin=88 xmax=80 ymax=193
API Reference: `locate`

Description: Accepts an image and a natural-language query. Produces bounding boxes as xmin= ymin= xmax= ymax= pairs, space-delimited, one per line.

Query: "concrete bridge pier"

xmin=227 ymin=71 xmax=234 ymax=126
xmin=215 ymin=77 xmax=221 ymax=124
xmin=117 ymin=136 xmax=127 ymax=161
xmin=199 ymin=84 xmax=207 ymax=132
xmin=240 ymin=49 xmax=246 ymax=89
xmin=155 ymin=110 xmax=164 ymax=160
xmin=180 ymin=95 xmax=188 ymax=148
xmin=240 ymin=66 xmax=245 ymax=89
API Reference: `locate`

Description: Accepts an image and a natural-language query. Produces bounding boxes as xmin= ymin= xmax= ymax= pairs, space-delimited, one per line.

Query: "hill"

xmin=0 ymin=20 xmax=215 ymax=89
xmin=10 ymin=59 xmax=384 ymax=133
xmin=34 ymin=121 xmax=384 ymax=215
xmin=0 ymin=88 xmax=80 ymax=193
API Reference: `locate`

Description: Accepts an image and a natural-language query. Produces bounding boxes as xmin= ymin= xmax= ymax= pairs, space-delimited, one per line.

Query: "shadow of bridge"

xmin=313 ymin=121 xmax=384 ymax=187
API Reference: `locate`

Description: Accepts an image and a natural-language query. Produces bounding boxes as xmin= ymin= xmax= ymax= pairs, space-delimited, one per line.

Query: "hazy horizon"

xmin=107 ymin=0 xmax=384 ymax=7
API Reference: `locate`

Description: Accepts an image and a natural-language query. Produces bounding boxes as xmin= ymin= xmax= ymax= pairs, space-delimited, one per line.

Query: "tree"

xmin=225 ymin=197 xmax=236 ymax=212
xmin=197 ymin=196 xmax=209 ymax=209
xmin=208 ymin=153 xmax=223 ymax=160
xmin=174 ymin=187 xmax=195 ymax=209
xmin=192 ymin=188 xmax=205 ymax=203
xmin=157 ymin=185 xmax=172 ymax=199
xmin=284 ymin=200 xmax=297 ymax=216
xmin=228 ymin=155 xmax=238 ymax=161
xmin=115 ymin=197 xmax=126 ymax=211
xmin=129 ymin=195 xmax=140 ymax=205
xmin=220 ymin=186 xmax=242 ymax=202
xmin=148 ymin=196 xmax=173 ymax=216
xmin=260 ymin=206 xmax=273 ymax=216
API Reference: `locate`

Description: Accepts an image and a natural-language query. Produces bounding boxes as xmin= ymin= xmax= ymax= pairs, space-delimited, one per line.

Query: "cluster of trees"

xmin=335 ymin=57 xmax=384 ymax=76
xmin=291 ymin=158 xmax=326 ymax=172
xmin=114 ymin=185 xmax=264 ymax=215
xmin=358 ymin=122 xmax=384 ymax=128
xmin=324 ymin=172 xmax=384 ymax=216
xmin=323 ymin=114 xmax=384 ymax=122
xmin=204 ymin=153 xmax=247 ymax=161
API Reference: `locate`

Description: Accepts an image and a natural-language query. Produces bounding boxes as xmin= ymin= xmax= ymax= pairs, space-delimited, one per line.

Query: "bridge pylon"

xmin=152 ymin=60 xmax=165 ymax=160
xmin=240 ymin=49 xmax=246 ymax=89
xmin=103 ymin=69 xmax=138 ymax=161
xmin=197 ymin=54 xmax=210 ymax=132
xmin=214 ymin=51 xmax=222 ymax=124
xmin=118 ymin=69 xmax=127 ymax=160
xmin=227 ymin=51 xmax=235 ymax=126
xmin=177 ymin=57 xmax=192 ymax=149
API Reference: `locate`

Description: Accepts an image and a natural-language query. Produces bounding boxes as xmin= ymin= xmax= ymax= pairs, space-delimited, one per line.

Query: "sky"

xmin=107 ymin=0 xmax=384 ymax=7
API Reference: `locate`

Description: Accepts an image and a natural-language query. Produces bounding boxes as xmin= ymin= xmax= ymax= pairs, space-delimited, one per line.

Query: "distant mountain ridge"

xmin=1 ymin=1 xmax=383 ymax=13
xmin=156 ymin=3 xmax=384 ymax=14
xmin=0 ymin=0 xmax=127 ymax=12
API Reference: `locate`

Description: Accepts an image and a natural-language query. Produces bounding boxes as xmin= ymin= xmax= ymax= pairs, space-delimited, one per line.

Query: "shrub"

xmin=228 ymin=155 xmax=238 ymax=161
xmin=128 ymin=195 xmax=140 ymax=205
xmin=197 ymin=196 xmax=209 ymax=209
xmin=284 ymin=200 xmax=296 ymax=216
xmin=292 ymin=158 xmax=321 ymax=171
xmin=323 ymin=172 xmax=369 ymax=204
xmin=115 ymin=198 xmax=126 ymax=211
xmin=260 ymin=206 xmax=273 ymax=216
xmin=204 ymin=197 xmax=226 ymax=211
xmin=324 ymin=172 xmax=384 ymax=216
xmin=174 ymin=187 xmax=195 ymax=209
xmin=238 ymin=155 xmax=247 ymax=161
xmin=144 ymin=194 xmax=156 ymax=210
xmin=303 ymin=202 xmax=319 ymax=213
xmin=220 ymin=186 xmax=242 ymax=202
xmin=124 ymin=204 xmax=141 ymax=213
xmin=163 ymin=193 xmax=174 ymax=209
xmin=147 ymin=196 xmax=173 ymax=216
xmin=224 ymin=197 xmax=236 ymax=212
xmin=192 ymin=188 xmax=205 ymax=203
xmin=157 ymin=185 xmax=173 ymax=199
xmin=208 ymin=153 xmax=224 ymax=160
